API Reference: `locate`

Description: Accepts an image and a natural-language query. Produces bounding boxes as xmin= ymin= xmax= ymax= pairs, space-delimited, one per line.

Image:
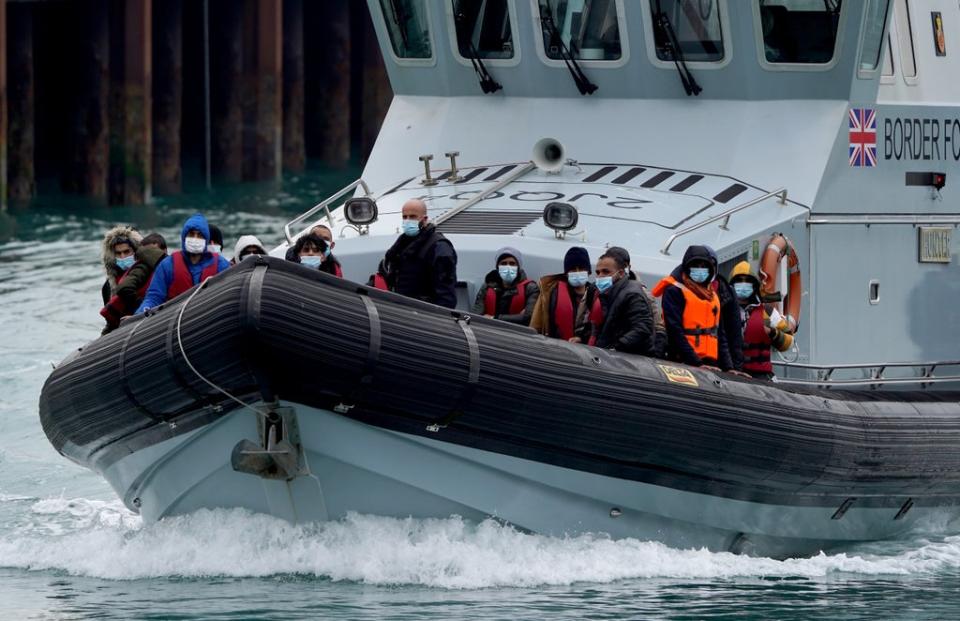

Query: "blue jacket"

xmin=135 ymin=214 xmax=230 ymax=314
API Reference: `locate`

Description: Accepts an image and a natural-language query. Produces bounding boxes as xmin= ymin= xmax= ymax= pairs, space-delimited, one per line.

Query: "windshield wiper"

xmin=654 ymin=0 xmax=702 ymax=96
xmin=454 ymin=9 xmax=503 ymax=94
xmin=466 ymin=43 xmax=503 ymax=94
xmin=389 ymin=0 xmax=410 ymax=49
xmin=540 ymin=11 xmax=598 ymax=96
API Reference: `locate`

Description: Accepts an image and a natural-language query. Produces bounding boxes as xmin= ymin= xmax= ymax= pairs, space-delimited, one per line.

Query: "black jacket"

xmin=595 ymin=277 xmax=656 ymax=355
xmin=472 ymin=269 xmax=540 ymax=325
xmin=381 ymin=224 xmax=458 ymax=308
xmin=713 ymin=274 xmax=743 ymax=371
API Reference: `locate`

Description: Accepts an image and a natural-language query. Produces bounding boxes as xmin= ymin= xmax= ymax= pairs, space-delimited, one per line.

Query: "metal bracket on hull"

xmin=231 ymin=405 xmax=307 ymax=480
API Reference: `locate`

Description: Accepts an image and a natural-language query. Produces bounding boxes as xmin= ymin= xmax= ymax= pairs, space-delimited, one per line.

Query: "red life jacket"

xmin=742 ymin=305 xmax=773 ymax=374
xmin=99 ymin=266 xmax=151 ymax=327
xmin=484 ymin=279 xmax=532 ymax=316
xmin=372 ymin=273 xmax=389 ymax=290
xmin=168 ymin=251 xmax=222 ymax=299
xmin=333 ymin=263 xmax=343 ymax=278
xmin=552 ymin=282 xmax=603 ymax=343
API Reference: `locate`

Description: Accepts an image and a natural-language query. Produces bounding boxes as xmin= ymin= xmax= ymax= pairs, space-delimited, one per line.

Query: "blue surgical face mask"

xmin=734 ymin=282 xmax=754 ymax=300
xmin=567 ymin=271 xmax=589 ymax=287
xmin=300 ymin=255 xmax=322 ymax=268
xmin=401 ymin=220 xmax=421 ymax=237
xmin=115 ymin=256 xmax=135 ymax=271
xmin=688 ymin=267 xmax=710 ymax=284
xmin=498 ymin=265 xmax=518 ymax=284
xmin=595 ymin=276 xmax=614 ymax=293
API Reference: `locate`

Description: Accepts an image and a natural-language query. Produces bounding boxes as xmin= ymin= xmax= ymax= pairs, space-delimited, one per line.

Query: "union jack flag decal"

xmin=849 ymin=108 xmax=877 ymax=167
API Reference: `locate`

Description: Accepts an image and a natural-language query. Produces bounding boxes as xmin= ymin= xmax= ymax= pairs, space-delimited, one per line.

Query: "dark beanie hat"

xmin=563 ymin=246 xmax=591 ymax=272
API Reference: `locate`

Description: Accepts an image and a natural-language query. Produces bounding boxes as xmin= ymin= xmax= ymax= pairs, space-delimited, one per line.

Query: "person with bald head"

xmin=372 ymin=199 xmax=458 ymax=308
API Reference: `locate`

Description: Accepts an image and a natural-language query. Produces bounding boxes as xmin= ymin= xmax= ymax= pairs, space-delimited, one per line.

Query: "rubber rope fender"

xmin=759 ymin=233 xmax=802 ymax=334
xmin=426 ymin=316 xmax=480 ymax=432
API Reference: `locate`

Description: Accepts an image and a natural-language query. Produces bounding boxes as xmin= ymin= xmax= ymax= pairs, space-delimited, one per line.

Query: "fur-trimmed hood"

xmin=101 ymin=225 xmax=143 ymax=280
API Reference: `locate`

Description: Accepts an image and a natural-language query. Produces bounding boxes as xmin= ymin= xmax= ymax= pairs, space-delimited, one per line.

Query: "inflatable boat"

xmin=40 ymin=258 xmax=960 ymax=557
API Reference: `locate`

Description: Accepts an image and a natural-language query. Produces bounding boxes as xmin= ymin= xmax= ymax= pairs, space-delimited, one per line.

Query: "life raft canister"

xmin=742 ymin=305 xmax=774 ymax=374
xmin=552 ymin=281 xmax=603 ymax=342
xmin=759 ymin=233 xmax=802 ymax=334
xmin=168 ymin=251 xmax=222 ymax=299
xmin=652 ymin=275 xmax=720 ymax=362
xmin=484 ymin=279 xmax=532 ymax=316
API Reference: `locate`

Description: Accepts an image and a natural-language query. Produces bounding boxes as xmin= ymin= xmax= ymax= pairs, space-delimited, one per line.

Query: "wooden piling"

xmin=310 ymin=1 xmax=351 ymax=169
xmin=211 ymin=0 xmax=243 ymax=183
xmin=0 ymin=0 xmax=7 ymax=210
xmin=357 ymin=6 xmax=391 ymax=163
xmin=66 ymin=0 xmax=109 ymax=200
xmin=7 ymin=2 xmax=34 ymax=203
xmin=241 ymin=0 xmax=281 ymax=182
xmin=153 ymin=0 xmax=182 ymax=195
xmin=282 ymin=0 xmax=304 ymax=173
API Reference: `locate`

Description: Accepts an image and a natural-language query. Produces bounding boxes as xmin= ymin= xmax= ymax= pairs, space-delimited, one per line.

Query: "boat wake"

xmin=1 ymin=496 xmax=960 ymax=587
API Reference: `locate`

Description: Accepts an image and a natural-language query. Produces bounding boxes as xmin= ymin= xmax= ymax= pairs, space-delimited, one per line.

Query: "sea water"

xmin=2 ymin=175 xmax=960 ymax=620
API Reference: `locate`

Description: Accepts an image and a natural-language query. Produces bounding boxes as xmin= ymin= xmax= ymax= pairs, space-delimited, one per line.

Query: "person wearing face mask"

xmin=284 ymin=224 xmax=343 ymax=277
xmin=605 ymin=246 xmax=667 ymax=358
xmin=530 ymin=246 xmax=602 ymax=343
xmin=100 ymin=232 xmax=169 ymax=334
xmin=289 ymin=233 xmax=329 ymax=271
xmin=472 ymin=247 xmax=540 ymax=325
xmin=593 ymin=252 xmax=656 ymax=355
xmin=232 ymin=235 xmax=267 ymax=265
xmin=372 ymin=199 xmax=458 ymax=308
xmin=704 ymin=246 xmax=745 ymax=374
xmin=651 ymin=245 xmax=731 ymax=371
xmin=729 ymin=261 xmax=793 ymax=379
xmin=207 ymin=224 xmax=224 ymax=256
xmin=135 ymin=213 xmax=231 ymax=315
xmin=100 ymin=225 xmax=143 ymax=306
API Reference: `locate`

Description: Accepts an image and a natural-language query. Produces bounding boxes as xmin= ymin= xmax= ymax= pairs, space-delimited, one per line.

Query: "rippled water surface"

xmin=2 ymin=175 xmax=960 ymax=619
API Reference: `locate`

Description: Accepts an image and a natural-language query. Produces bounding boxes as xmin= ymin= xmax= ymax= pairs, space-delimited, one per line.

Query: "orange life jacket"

xmin=652 ymin=275 xmax=720 ymax=362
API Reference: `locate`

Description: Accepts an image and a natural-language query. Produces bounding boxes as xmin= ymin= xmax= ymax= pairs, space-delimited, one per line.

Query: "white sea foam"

xmin=1 ymin=497 xmax=959 ymax=587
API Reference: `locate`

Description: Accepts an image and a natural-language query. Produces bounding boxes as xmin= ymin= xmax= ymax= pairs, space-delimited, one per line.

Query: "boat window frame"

xmin=893 ymin=0 xmax=918 ymax=85
xmin=529 ymin=0 xmax=631 ymax=70
xmin=880 ymin=31 xmax=895 ymax=83
xmin=751 ymin=1 xmax=848 ymax=72
xmin=373 ymin=0 xmax=439 ymax=68
xmin=642 ymin=0 xmax=733 ymax=71
xmin=445 ymin=0 xmax=522 ymax=68
xmin=856 ymin=0 xmax=892 ymax=78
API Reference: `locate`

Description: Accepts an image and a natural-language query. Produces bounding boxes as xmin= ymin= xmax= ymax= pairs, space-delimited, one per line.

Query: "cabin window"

xmin=858 ymin=0 xmax=891 ymax=72
xmin=893 ymin=0 xmax=917 ymax=79
xmin=379 ymin=0 xmax=433 ymax=59
xmin=650 ymin=0 xmax=725 ymax=63
xmin=881 ymin=32 xmax=894 ymax=76
xmin=759 ymin=0 xmax=843 ymax=64
xmin=452 ymin=0 xmax=515 ymax=59
xmin=537 ymin=0 xmax=622 ymax=61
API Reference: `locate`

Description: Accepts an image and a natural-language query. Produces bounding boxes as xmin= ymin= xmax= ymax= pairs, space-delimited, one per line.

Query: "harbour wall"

xmin=0 ymin=0 xmax=393 ymax=209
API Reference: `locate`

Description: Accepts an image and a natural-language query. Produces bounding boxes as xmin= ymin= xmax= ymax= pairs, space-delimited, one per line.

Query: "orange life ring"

xmin=759 ymin=233 xmax=801 ymax=334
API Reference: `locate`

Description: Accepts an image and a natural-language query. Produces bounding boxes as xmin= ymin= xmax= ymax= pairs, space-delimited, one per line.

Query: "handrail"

xmin=773 ymin=359 xmax=960 ymax=389
xmin=433 ymin=162 xmax=536 ymax=226
xmin=660 ymin=188 xmax=791 ymax=255
xmin=284 ymin=179 xmax=372 ymax=243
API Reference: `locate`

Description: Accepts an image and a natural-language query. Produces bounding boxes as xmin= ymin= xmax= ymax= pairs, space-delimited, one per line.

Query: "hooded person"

xmin=472 ymin=246 xmax=540 ymax=325
xmin=651 ymin=244 xmax=732 ymax=370
xmin=704 ymin=245 xmax=745 ymax=372
xmin=530 ymin=246 xmax=603 ymax=343
xmin=729 ymin=261 xmax=794 ymax=379
xmin=232 ymin=235 xmax=267 ymax=265
xmin=100 ymin=225 xmax=143 ymax=305
xmin=99 ymin=232 xmax=168 ymax=334
xmin=135 ymin=213 xmax=231 ymax=314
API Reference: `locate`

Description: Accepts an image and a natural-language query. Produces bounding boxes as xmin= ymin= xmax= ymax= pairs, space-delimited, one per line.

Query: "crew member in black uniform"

xmin=372 ymin=199 xmax=458 ymax=308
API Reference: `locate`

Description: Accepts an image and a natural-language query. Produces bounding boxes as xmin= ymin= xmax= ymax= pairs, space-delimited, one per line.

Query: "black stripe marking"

xmin=670 ymin=174 xmax=704 ymax=192
xmin=611 ymin=167 xmax=646 ymax=185
xmin=436 ymin=171 xmax=453 ymax=182
xmin=641 ymin=171 xmax=675 ymax=188
xmin=714 ymin=183 xmax=748 ymax=203
xmin=382 ymin=177 xmax=415 ymax=196
xmin=459 ymin=167 xmax=489 ymax=183
xmin=583 ymin=166 xmax=618 ymax=183
xmin=485 ymin=164 xmax=518 ymax=181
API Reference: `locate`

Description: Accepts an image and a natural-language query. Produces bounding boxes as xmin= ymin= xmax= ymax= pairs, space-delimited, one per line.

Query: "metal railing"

xmin=773 ymin=359 xmax=960 ymax=389
xmin=283 ymin=179 xmax=372 ymax=243
xmin=660 ymin=188 xmax=792 ymax=255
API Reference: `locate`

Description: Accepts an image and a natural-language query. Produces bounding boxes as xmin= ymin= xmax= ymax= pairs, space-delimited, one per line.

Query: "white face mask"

xmin=208 ymin=244 xmax=222 ymax=254
xmin=184 ymin=237 xmax=207 ymax=254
